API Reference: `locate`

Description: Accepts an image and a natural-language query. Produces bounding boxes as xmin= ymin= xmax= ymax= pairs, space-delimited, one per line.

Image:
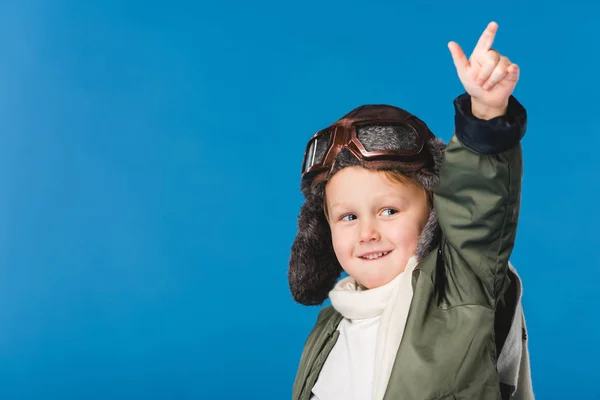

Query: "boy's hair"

xmin=289 ymin=105 xmax=446 ymax=306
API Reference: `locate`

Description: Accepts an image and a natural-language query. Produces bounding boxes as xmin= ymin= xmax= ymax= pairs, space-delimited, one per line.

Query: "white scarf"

xmin=329 ymin=256 xmax=419 ymax=400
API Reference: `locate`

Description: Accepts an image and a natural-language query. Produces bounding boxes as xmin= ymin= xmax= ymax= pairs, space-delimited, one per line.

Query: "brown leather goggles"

xmin=301 ymin=115 xmax=435 ymax=187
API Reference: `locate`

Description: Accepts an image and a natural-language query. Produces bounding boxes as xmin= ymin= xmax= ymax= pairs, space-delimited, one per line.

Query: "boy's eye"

xmin=381 ymin=208 xmax=398 ymax=216
xmin=341 ymin=214 xmax=357 ymax=221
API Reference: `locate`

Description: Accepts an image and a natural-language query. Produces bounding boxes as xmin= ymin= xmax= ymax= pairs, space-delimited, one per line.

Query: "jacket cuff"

xmin=453 ymin=93 xmax=527 ymax=155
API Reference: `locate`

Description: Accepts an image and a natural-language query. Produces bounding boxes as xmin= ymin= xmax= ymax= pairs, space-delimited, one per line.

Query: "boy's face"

xmin=325 ymin=166 xmax=430 ymax=289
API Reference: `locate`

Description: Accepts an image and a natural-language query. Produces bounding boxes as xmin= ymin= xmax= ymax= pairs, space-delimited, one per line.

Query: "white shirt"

xmin=311 ymin=316 xmax=381 ymax=400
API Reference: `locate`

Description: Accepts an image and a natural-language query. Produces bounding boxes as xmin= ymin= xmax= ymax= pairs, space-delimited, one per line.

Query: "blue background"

xmin=1 ymin=1 xmax=598 ymax=399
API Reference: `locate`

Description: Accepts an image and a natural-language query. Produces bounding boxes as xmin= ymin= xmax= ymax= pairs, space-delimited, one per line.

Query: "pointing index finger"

xmin=473 ymin=21 xmax=498 ymax=56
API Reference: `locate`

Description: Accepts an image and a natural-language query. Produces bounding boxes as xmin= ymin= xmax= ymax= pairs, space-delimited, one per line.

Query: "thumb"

xmin=448 ymin=41 xmax=469 ymax=77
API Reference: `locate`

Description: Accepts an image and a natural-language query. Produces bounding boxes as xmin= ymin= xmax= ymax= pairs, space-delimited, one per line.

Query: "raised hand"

xmin=448 ymin=22 xmax=520 ymax=119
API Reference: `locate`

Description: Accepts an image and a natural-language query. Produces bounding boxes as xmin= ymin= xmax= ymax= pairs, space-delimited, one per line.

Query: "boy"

xmin=288 ymin=22 xmax=533 ymax=399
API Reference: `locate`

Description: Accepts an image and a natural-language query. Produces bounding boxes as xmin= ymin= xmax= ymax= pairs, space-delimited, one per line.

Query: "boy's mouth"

xmin=359 ymin=250 xmax=392 ymax=260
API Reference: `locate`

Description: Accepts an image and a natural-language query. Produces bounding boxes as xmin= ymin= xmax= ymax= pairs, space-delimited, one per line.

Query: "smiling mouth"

xmin=359 ymin=251 xmax=392 ymax=260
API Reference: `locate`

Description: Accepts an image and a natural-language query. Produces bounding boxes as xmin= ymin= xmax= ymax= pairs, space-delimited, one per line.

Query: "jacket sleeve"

xmin=434 ymin=93 xmax=527 ymax=305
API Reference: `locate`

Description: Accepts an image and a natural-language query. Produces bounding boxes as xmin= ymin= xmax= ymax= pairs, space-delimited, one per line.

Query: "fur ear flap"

xmin=413 ymin=138 xmax=445 ymax=260
xmin=415 ymin=207 xmax=441 ymax=261
xmin=288 ymin=194 xmax=342 ymax=306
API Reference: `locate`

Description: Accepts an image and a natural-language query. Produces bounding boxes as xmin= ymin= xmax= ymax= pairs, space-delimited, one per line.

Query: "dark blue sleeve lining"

xmin=453 ymin=93 xmax=527 ymax=155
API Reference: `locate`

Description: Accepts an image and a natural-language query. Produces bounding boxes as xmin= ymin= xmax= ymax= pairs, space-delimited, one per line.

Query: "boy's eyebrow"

xmin=328 ymin=202 xmax=346 ymax=212
xmin=328 ymin=195 xmax=409 ymax=212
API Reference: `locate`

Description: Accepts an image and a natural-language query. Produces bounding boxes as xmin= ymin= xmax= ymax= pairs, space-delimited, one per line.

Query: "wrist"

xmin=470 ymin=98 xmax=508 ymax=120
xmin=453 ymin=93 xmax=527 ymax=155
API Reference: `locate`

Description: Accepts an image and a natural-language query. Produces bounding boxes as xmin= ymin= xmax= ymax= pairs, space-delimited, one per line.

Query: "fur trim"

xmin=288 ymin=192 xmax=342 ymax=305
xmin=415 ymin=207 xmax=441 ymax=260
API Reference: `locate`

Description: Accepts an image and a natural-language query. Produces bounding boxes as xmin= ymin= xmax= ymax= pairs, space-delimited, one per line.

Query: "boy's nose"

xmin=359 ymin=221 xmax=381 ymax=243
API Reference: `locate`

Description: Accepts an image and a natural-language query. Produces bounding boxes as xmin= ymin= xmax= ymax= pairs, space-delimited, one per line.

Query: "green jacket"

xmin=292 ymin=94 xmax=527 ymax=400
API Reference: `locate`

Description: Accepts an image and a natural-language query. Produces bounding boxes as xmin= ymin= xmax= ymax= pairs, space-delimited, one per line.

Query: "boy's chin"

xmin=357 ymin=273 xmax=398 ymax=290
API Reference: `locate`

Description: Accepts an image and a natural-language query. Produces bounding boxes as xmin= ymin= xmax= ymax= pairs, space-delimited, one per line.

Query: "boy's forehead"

xmin=327 ymin=167 xmax=415 ymax=196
